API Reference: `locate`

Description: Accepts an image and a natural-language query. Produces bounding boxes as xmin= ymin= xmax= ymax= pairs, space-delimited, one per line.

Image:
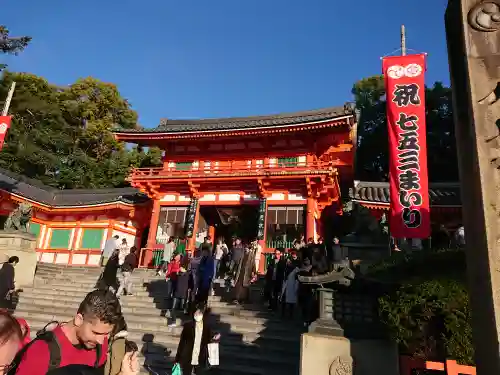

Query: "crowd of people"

xmin=154 ymin=235 xmax=264 ymax=327
xmin=156 ymin=233 xmax=338 ymax=329
xmin=0 ymin=231 xmax=339 ymax=375
xmin=264 ymin=236 xmax=337 ymax=327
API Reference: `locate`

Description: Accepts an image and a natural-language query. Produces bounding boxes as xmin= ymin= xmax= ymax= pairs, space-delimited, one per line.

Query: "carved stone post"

xmin=309 ymin=288 xmax=344 ymax=336
xmin=446 ymin=1 xmax=500 ymax=372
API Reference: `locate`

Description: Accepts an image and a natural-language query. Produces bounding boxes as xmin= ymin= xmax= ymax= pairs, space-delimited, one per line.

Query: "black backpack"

xmin=8 ymin=322 xmax=102 ymax=374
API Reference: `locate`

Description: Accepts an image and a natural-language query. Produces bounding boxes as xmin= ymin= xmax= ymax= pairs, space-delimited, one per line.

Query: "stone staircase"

xmin=13 ymin=263 xmax=302 ymax=375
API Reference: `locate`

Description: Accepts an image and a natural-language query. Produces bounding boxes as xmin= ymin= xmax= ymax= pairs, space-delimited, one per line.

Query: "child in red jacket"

xmin=165 ymin=253 xmax=182 ymax=299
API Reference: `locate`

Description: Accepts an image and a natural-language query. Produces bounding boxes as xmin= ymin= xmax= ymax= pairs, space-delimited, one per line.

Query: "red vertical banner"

xmin=382 ymin=54 xmax=430 ymax=239
xmin=0 ymin=116 xmax=11 ymax=151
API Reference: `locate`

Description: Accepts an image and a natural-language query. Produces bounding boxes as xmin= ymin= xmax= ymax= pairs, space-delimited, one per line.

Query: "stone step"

xmin=21 ymin=287 xmax=225 ymax=302
xmin=140 ymin=350 xmax=295 ymax=375
xmin=33 ymin=275 xmax=237 ymax=292
xmin=17 ymin=290 xmax=265 ymax=311
xmin=34 ymin=274 xmax=147 ymax=284
xmin=24 ymin=284 xmax=178 ymax=298
xmin=23 ymin=317 xmax=301 ymax=355
xmin=15 ymin=298 xmax=299 ymax=329
xmin=17 ymin=297 xmax=278 ymax=322
xmin=18 ymin=291 xmax=240 ymax=310
xmin=19 ymin=312 xmax=301 ymax=345
xmin=15 ymin=304 xmax=303 ymax=338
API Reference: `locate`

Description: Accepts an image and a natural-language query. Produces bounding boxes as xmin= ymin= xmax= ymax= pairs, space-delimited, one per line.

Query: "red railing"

xmin=130 ymin=160 xmax=338 ymax=180
xmin=399 ymin=356 xmax=476 ymax=375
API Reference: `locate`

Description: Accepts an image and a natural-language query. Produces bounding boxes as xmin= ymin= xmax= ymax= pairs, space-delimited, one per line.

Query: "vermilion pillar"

xmin=143 ymin=199 xmax=161 ymax=267
xmin=306 ymin=197 xmax=316 ymax=241
xmin=106 ymin=220 xmax=115 ymax=240
xmin=146 ymin=199 xmax=161 ymax=248
xmin=208 ymin=225 xmax=216 ymax=243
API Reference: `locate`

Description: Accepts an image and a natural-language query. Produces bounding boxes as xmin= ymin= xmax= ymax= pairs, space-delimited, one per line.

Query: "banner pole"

xmin=2 ymin=82 xmax=16 ymax=116
xmin=401 ymin=25 xmax=406 ymax=56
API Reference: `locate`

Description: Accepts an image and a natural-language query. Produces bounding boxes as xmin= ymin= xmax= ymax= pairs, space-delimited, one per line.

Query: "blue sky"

xmin=3 ymin=0 xmax=450 ymax=129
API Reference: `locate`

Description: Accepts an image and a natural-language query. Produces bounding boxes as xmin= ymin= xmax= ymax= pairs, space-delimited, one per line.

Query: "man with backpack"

xmin=10 ymin=289 xmax=127 ymax=375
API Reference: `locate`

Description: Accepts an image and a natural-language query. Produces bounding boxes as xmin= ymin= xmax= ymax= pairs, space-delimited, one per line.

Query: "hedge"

xmin=369 ymin=249 xmax=474 ymax=365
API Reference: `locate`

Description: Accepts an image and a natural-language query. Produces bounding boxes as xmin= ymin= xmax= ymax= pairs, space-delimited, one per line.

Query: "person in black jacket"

xmin=297 ymin=258 xmax=314 ymax=327
xmin=168 ymin=265 xmax=190 ymax=327
xmin=264 ymin=249 xmax=287 ymax=311
xmin=0 ymin=256 xmax=18 ymax=309
xmin=311 ymin=247 xmax=328 ymax=275
xmin=99 ymin=250 xmax=120 ymax=293
xmin=117 ymin=247 xmax=138 ymax=298
xmin=174 ymin=305 xmax=220 ymax=375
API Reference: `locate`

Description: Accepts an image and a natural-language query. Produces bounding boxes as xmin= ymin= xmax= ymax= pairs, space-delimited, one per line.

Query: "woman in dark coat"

xmin=175 ymin=305 xmax=219 ymax=375
xmin=100 ymin=250 xmax=120 ymax=293
xmin=233 ymin=245 xmax=257 ymax=304
xmin=0 ymin=256 xmax=18 ymax=308
xmin=297 ymin=258 xmax=314 ymax=327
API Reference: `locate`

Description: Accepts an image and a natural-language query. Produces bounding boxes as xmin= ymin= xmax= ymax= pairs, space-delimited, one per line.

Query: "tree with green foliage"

xmin=0 ymin=71 xmax=161 ymax=189
xmin=0 ymin=26 xmax=31 ymax=70
xmin=352 ymin=76 xmax=459 ymax=182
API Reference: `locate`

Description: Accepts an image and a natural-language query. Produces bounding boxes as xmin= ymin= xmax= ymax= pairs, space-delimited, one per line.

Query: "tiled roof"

xmin=350 ymin=181 xmax=461 ymax=207
xmin=0 ymin=168 xmax=149 ymax=207
xmin=114 ymin=104 xmax=356 ymax=134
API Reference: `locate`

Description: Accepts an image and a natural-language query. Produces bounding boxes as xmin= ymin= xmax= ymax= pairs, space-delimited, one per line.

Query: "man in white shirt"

xmin=101 ymin=235 xmax=119 ymax=266
xmin=156 ymin=237 xmax=176 ymax=276
xmin=118 ymin=238 xmax=129 ymax=266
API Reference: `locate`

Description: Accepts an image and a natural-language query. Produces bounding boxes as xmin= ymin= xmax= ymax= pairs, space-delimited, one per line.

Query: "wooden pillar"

xmin=187 ymin=202 xmax=200 ymax=252
xmin=106 ymin=219 xmax=115 ymax=240
xmin=146 ymin=199 xmax=161 ymax=248
xmin=143 ymin=199 xmax=161 ymax=267
xmin=208 ymin=225 xmax=216 ymax=242
xmin=68 ymin=222 xmax=81 ymax=266
xmin=316 ymin=215 xmax=323 ymax=240
xmin=306 ymin=197 xmax=315 ymax=241
xmin=306 ymin=154 xmax=314 ymax=167
xmin=446 ymin=2 xmax=500 ymax=373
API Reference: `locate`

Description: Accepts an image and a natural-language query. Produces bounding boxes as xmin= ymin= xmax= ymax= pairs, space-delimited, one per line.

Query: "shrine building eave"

xmin=113 ymin=104 xmax=356 ymax=144
xmin=0 ymin=167 xmax=149 ymax=211
xmin=349 ymin=180 xmax=462 ymax=210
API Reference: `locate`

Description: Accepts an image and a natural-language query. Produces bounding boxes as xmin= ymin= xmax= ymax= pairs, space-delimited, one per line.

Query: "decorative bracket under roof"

xmin=305 ymin=177 xmax=313 ymax=198
xmin=257 ymin=179 xmax=270 ymax=198
xmin=188 ymin=181 xmax=200 ymax=198
xmin=146 ymin=182 xmax=160 ymax=199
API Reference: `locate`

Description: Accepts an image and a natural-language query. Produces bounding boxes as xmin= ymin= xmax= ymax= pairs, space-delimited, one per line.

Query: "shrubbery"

xmin=368 ymin=249 xmax=474 ymax=365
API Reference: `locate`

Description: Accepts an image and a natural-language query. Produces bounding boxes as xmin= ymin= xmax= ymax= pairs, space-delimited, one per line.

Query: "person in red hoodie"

xmin=0 ymin=310 xmax=30 ymax=349
xmin=165 ymin=253 xmax=181 ymax=300
xmin=15 ymin=318 xmax=30 ymax=349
